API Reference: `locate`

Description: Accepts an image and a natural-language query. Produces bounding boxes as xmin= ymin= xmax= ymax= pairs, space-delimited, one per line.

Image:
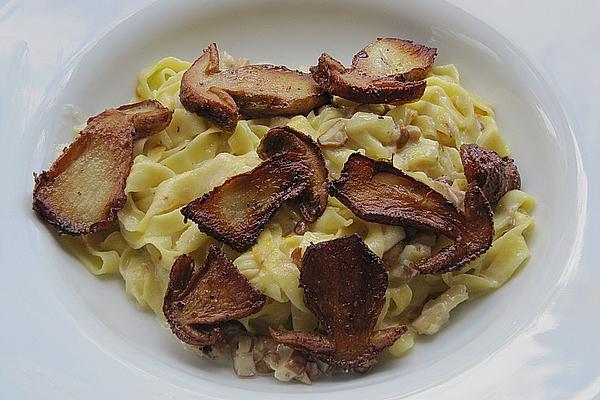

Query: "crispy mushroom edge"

xmin=310 ymin=38 xmax=437 ymax=104
xmin=116 ymin=99 xmax=173 ymax=140
xmin=32 ymin=109 xmax=134 ymax=235
xmin=330 ymin=153 xmax=494 ymax=274
xmin=269 ymin=235 xmax=407 ymax=370
xmin=180 ymin=43 xmax=331 ymax=131
xmin=257 ymin=126 xmax=329 ymax=222
xmin=354 ymin=38 xmax=437 ymax=81
xmin=330 ymin=152 xmax=462 ymax=238
xmin=179 ymin=43 xmax=239 ymax=130
xmin=180 ymin=152 xmax=311 ymax=252
xmin=163 ymin=247 xmax=266 ymax=347
xmin=413 ymin=182 xmax=494 ymax=274
xmin=460 ymin=143 xmax=521 ymax=207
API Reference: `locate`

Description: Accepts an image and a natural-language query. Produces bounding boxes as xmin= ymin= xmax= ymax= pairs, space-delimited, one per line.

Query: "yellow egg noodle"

xmin=62 ymin=54 xmax=535 ymax=361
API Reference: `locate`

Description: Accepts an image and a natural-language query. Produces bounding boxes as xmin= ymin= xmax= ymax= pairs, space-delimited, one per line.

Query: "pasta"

xmin=62 ymin=55 xmax=535 ymax=369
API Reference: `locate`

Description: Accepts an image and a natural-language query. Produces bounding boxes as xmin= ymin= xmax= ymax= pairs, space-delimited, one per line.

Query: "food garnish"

xmin=331 ymin=153 xmax=461 ymax=238
xmin=270 ymin=235 xmax=407 ymax=370
xmin=331 ymin=153 xmax=494 ymax=273
xmin=413 ymin=183 xmax=494 ymax=273
xmin=164 ymin=246 xmax=266 ymax=346
xmin=460 ymin=144 xmax=521 ymax=206
xmin=181 ymin=153 xmax=311 ymax=252
xmin=116 ymin=99 xmax=173 ymax=139
xmin=33 ymin=110 xmax=134 ymax=235
xmin=257 ymin=126 xmax=329 ymax=222
xmin=180 ymin=43 xmax=330 ymax=131
xmin=310 ymin=38 xmax=436 ymax=104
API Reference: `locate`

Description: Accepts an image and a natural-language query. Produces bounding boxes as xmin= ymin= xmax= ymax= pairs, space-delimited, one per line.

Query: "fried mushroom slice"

xmin=310 ymin=38 xmax=437 ymax=104
xmin=413 ymin=183 xmax=494 ymax=274
xmin=181 ymin=153 xmax=310 ymax=252
xmin=331 ymin=154 xmax=494 ymax=274
xmin=180 ymin=43 xmax=330 ymax=131
xmin=32 ymin=110 xmax=133 ymax=235
xmin=269 ymin=235 xmax=407 ymax=370
xmin=164 ymin=247 xmax=266 ymax=346
xmin=460 ymin=144 xmax=521 ymax=207
xmin=116 ymin=99 xmax=173 ymax=140
xmin=257 ymin=126 xmax=329 ymax=222
xmin=331 ymin=153 xmax=461 ymax=238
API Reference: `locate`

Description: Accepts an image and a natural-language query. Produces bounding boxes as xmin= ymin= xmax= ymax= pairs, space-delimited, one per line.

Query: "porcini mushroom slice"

xmin=257 ymin=126 xmax=329 ymax=222
xmin=32 ymin=110 xmax=134 ymax=235
xmin=460 ymin=144 xmax=521 ymax=207
xmin=310 ymin=38 xmax=437 ymax=104
xmin=180 ymin=43 xmax=330 ymax=131
xmin=163 ymin=247 xmax=266 ymax=346
xmin=413 ymin=183 xmax=494 ymax=274
xmin=331 ymin=153 xmax=461 ymax=238
xmin=269 ymin=235 xmax=407 ymax=370
xmin=181 ymin=152 xmax=311 ymax=252
xmin=116 ymin=99 xmax=173 ymax=140
xmin=354 ymin=38 xmax=437 ymax=81
xmin=331 ymin=154 xmax=494 ymax=274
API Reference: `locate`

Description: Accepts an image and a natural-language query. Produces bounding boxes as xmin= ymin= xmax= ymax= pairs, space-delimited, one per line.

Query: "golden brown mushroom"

xmin=310 ymin=38 xmax=436 ymax=104
xmin=257 ymin=126 xmax=329 ymax=223
xmin=331 ymin=154 xmax=493 ymax=273
xmin=32 ymin=110 xmax=134 ymax=235
xmin=164 ymin=247 xmax=266 ymax=346
xmin=33 ymin=99 xmax=172 ymax=235
xmin=116 ymin=99 xmax=173 ymax=139
xmin=460 ymin=144 xmax=521 ymax=207
xmin=181 ymin=152 xmax=311 ymax=252
xmin=413 ymin=183 xmax=494 ymax=274
xmin=180 ymin=43 xmax=330 ymax=131
xmin=331 ymin=153 xmax=461 ymax=238
xmin=269 ymin=235 xmax=407 ymax=370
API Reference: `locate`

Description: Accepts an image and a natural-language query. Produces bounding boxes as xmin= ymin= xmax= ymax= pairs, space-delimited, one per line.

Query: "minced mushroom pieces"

xmin=257 ymin=126 xmax=329 ymax=222
xmin=180 ymin=43 xmax=330 ymax=131
xmin=181 ymin=152 xmax=311 ymax=252
xmin=116 ymin=99 xmax=173 ymax=139
xmin=163 ymin=246 xmax=266 ymax=346
xmin=331 ymin=153 xmax=461 ymax=238
xmin=460 ymin=144 xmax=521 ymax=207
xmin=310 ymin=38 xmax=437 ymax=105
xmin=269 ymin=235 xmax=407 ymax=370
xmin=331 ymin=154 xmax=494 ymax=274
xmin=32 ymin=110 xmax=134 ymax=235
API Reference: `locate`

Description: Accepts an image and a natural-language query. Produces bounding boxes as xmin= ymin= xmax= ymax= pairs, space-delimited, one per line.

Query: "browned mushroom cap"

xmin=257 ymin=126 xmax=329 ymax=223
xmin=460 ymin=144 xmax=521 ymax=207
xmin=355 ymin=38 xmax=437 ymax=81
xmin=32 ymin=110 xmax=134 ymax=235
xmin=330 ymin=154 xmax=494 ymax=274
xmin=180 ymin=43 xmax=331 ymax=131
xmin=181 ymin=152 xmax=311 ymax=252
xmin=310 ymin=38 xmax=437 ymax=104
xmin=269 ymin=235 xmax=407 ymax=370
xmin=116 ymin=99 xmax=173 ymax=140
xmin=330 ymin=153 xmax=461 ymax=238
xmin=413 ymin=183 xmax=494 ymax=273
xmin=163 ymin=247 xmax=266 ymax=346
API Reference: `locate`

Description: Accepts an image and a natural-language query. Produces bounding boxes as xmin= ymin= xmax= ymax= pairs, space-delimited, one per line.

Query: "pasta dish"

xmin=33 ymin=38 xmax=535 ymax=383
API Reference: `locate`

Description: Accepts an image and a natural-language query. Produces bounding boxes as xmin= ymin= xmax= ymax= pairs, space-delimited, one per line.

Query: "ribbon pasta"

xmin=62 ymin=57 xmax=535 ymax=356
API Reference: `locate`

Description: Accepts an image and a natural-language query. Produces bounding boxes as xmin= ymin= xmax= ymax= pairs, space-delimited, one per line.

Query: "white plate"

xmin=1 ymin=0 xmax=598 ymax=399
